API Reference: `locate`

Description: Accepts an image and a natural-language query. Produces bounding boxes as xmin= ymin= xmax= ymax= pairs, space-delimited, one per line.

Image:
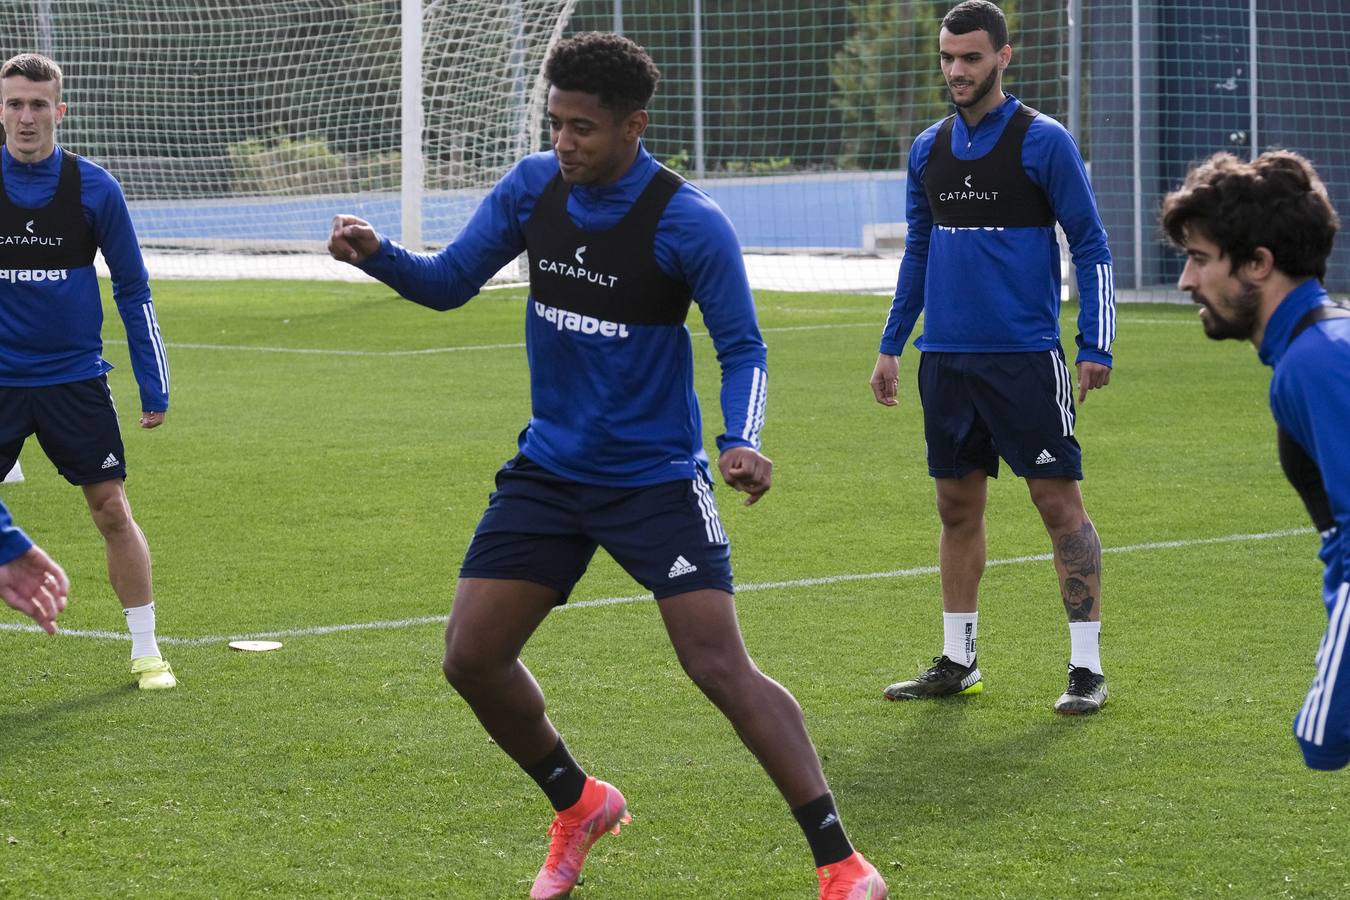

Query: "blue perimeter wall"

xmin=126 ymin=173 xmax=907 ymax=254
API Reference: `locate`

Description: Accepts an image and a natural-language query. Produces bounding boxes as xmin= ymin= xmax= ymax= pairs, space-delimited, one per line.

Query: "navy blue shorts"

xmin=0 ymin=376 xmax=127 ymax=485
xmin=460 ymin=454 xmax=733 ymax=603
xmin=918 ymin=349 xmax=1082 ymax=480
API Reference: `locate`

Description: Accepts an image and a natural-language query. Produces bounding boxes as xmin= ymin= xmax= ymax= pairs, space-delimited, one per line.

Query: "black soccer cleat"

xmin=1054 ymin=665 xmax=1108 ymax=715
xmin=883 ymin=655 xmax=983 ymax=701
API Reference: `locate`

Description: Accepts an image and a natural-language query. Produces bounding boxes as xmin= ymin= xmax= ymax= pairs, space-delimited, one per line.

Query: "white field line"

xmin=152 ymin=340 xmax=529 ymax=357
xmin=0 ymin=527 xmax=1311 ymax=645
xmin=104 ymin=316 xmax=1195 ymax=359
xmin=1115 ymin=318 xmax=1199 ymax=326
xmin=107 ymin=322 xmax=875 ymax=358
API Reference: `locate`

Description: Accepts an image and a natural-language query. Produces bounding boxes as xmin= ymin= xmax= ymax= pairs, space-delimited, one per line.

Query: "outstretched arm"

xmin=328 ymin=215 xmax=382 ymax=264
xmin=1 ymin=546 xmax=69 ymax=635
xmin=327 ymin=156 xmax=547 ymax=311
xmin=0 ymin=505 xmax=69 ymax=635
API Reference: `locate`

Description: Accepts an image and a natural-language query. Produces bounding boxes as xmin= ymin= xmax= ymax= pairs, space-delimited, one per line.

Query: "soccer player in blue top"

xmin=869 ymin=0 xmax=1117 ymax=714
xmin=328 ymin=32 xmax=887 ymax=900
xmin=1 ymin=499 xmax=69 ymax=635
xmin=0 ymin=54 xmax=174 ymax=689
xmin=1163 ymin=150 xmax=1350 ymax=771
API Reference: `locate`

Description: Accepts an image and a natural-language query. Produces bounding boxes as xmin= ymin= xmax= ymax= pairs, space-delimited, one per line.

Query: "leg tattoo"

xmin=1063 ymin=576 xmax=1095 ymax=622
xmin=1058 ymin=521 xmax=1100 ymax=576
xmin=1057 ymin=521 xmax=1101 ymax=622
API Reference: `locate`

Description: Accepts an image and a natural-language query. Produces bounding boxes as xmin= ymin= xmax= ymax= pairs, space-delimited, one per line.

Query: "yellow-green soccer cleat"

xmin=131 ymin=655 xmax=177 ymax=690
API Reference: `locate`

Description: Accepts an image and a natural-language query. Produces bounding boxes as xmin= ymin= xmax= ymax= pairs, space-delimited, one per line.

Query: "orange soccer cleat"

xmin=529 ymin=777 xmax=631 ymax=899
xmin=817 ymin=851 xmax=889 ymax=900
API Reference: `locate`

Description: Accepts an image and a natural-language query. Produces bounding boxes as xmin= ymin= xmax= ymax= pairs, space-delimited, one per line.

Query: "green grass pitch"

xmin=1 ymin=279 xmax=1345 ymax=898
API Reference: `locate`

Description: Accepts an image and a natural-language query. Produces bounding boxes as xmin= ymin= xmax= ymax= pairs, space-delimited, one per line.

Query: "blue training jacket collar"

xmin=952 ymin=93 xmax=1020 ymax=143
xmin=568 ymin=143 xmax=656 ymax=204
xmin=0 ymin=143 xmax=63 ymax=175
xmin=1259 ymin=278 xmax=1330 ymax=368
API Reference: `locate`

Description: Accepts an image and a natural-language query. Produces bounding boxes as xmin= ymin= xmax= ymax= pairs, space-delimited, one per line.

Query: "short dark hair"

xmin=1 ymin=52 xmax=63 ymax=99
xmin=942 ymin=1 xmax=1009 ymax=50
xmin=544 ymin=32 xmax=659 ymax=117
xmin=1161 ymin=150 xmax=1340 ymax=281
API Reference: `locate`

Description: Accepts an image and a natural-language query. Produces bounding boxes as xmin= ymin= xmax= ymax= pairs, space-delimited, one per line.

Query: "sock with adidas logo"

xmin=792 ymin=791 xmax=853 ymax=868
xmin=522 ymin=736 xmax=588 ymax=812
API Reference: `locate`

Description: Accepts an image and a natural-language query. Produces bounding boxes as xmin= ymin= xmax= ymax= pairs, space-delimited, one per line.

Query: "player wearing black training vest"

xmin=870 ymin=1 xmax=1117 ymax=714
xmin=525 ymin=165 xmax=692 ymax=326
xmin=0 ymin=53 xmax=174 ymax=689
xmin=328 ymin=32 xmax=888 ymax=900
xmin=924 ymin=104 xmax=1055 ymax=228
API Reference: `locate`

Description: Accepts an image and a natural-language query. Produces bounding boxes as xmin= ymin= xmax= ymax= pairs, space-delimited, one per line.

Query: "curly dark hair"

xmin=942 ymin=1 xmax=1009 ymax=49
xmin=544 ymin=32 xmax=659 ymax=117
xmin=1161 ymin=150 xmax=1340 ymax=281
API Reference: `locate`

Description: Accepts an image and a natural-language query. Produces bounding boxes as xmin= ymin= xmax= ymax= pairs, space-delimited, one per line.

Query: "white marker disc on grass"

xmin=228 ymin=640 xmax=284 ymax=652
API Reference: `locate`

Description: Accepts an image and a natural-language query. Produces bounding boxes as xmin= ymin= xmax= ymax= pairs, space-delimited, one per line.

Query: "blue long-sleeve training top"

xmin=880 ymin=95 xmax=1116 ymax=366
xmin=358 ymin=145 xmax=767 ymax=487
xmin=0 ymin=146 xmax=168 ymax=412
xmin=0 ymin=499 xmax=33 ymax=565
xmin=1261 ymin=279 xmax=1350 ymax=598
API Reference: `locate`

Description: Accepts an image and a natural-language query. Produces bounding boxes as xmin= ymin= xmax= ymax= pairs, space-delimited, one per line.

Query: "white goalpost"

xmin=2 ymin=0 xmax=580 ymax=283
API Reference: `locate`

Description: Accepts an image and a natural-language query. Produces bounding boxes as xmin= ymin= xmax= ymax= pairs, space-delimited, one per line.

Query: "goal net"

xmin=2 ymin=2 xmax=1346 ymax=298
xmin=567 ymin=1 xmax=1349 ymax=299
xmin=0 ymin=0 xmax=578 ymax=283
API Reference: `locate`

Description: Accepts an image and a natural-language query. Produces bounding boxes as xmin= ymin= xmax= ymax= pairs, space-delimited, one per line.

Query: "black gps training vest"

xmin=1277 ymin=301 xmax=1350 ymax=533
xmin=0 ymin=150 xmax=97 ymax=268
xmin=923 ymin=103 xmax=1055 ymax=228
xmin=523 ymin=165 xmax=693 ymax=326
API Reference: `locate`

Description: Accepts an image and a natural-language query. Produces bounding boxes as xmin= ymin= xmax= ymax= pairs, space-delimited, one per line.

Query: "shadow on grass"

xmin=840 ymin=695 xmax=1108 ymax=830
xmin=0 ymin=686 xmax=133 ymax=755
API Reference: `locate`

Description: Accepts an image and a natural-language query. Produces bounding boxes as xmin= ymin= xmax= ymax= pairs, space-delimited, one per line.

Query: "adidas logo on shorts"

xmin=668 ymin=555 xmax=698 ymax=579
xmin=1034 ymin=449 xmax=1057 ymax=465
xmin=100 ymin=453 xmax=120 ymax=470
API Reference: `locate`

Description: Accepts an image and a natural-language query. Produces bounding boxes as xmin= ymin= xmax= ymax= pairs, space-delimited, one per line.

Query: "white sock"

xmin=942 ymin=612 xmax=978 ymax=667
xmin=1068 ymin=621 xmax=1103 ymax=675
xmin=124 ymin=603 xmax=161 ymax=659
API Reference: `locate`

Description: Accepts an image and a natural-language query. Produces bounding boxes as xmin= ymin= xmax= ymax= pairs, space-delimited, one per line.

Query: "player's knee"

xmin=88 ymin=490 xmax=136 ymax=537
xmin=680 ymin=651 xmax=752 ymax=702
xmin=441 ymin=642 xmax=503 ymax=692
xmin=936 ymin=495 xmax=982 ymax=530
xmin=441 ymin=646 xmax=476 ymax=688
xmin=1029 ymin=481 xmax=1085 ymax=530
